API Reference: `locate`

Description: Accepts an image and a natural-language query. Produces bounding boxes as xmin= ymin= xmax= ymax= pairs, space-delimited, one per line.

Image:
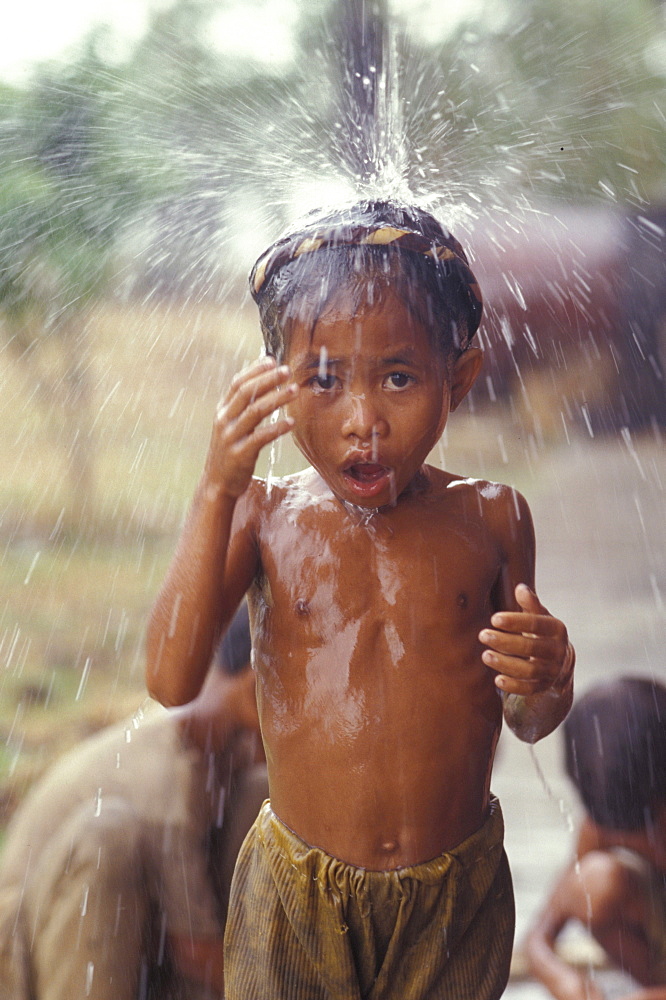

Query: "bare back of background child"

xmin=526 ymin=676 xmax=666 ymax=1000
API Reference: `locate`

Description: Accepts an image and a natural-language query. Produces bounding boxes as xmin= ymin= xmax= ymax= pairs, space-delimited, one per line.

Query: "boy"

xmin=146 ymin=200 xmax=575 ymax=999
xmin=526 ymin=676 xmax=666 ymax=1000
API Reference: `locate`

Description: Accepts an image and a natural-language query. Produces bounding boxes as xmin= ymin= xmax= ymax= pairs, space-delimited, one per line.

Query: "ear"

xmin=450 ymin=347 xmax=484 ymax=411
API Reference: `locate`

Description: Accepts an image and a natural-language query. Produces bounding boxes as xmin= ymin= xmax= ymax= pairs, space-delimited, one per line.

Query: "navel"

xmin=295 ymin=598 xmax=310 ymax=616
xmin=457 ymin=592 xmax=468 ymax=610
xmin=380 ymin=839 xmax=399 ymax=854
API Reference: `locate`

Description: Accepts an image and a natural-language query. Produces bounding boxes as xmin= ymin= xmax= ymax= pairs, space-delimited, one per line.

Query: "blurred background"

xmin=0 ymin=1 xmax=664 ymax=994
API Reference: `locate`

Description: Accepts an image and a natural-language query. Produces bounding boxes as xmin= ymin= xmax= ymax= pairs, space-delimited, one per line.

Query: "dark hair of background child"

xmin=564 ymin=676 xmax=666 ymax=831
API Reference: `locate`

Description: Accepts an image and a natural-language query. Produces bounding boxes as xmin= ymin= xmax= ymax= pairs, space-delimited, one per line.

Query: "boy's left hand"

xmin=479 ymin=583 xmax=574 ymax=696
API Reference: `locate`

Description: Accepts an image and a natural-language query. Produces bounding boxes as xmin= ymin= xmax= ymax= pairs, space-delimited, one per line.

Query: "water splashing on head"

xmin=326 ymin=0 xmax=410 ymax=200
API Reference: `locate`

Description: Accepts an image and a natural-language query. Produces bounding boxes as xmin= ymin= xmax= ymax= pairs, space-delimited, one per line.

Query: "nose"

xmin=342 ymin=392 xmax=388 ymax=445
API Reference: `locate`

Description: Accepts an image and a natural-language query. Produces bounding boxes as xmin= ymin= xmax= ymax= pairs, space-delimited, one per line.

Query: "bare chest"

xmin=253 ymin=497 xmax=502 ymax=649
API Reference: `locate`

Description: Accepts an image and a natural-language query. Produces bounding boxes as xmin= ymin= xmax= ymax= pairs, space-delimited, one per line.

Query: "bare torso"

xmin=244 ymin=465 xmax=511 ymax=869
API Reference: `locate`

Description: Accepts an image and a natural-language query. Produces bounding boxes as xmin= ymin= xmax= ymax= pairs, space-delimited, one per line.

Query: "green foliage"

xmin=0 ymin=160 xmax=111 ymax=324
xmin=398 ymin=0 xmax=666 ymax=205
xmin=0 ymin=23 xmax=207 ymax=331
xmin=488 ymin=0 xmax=666 ymax=200
xmin=0 ymin=60 xmax=136 ymax=326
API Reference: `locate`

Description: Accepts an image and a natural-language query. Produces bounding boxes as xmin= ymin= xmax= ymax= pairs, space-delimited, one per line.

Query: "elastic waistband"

xmin=256 ymin=795 xmax=505 ymax=886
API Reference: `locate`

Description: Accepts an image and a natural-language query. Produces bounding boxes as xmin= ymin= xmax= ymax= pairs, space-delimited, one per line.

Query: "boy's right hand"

xmin=205 ymin=357 xmax=298 ymax=498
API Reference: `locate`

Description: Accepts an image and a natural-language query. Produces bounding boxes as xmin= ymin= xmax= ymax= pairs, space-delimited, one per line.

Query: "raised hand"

xmin=205 ymin=357 xmax=298 ymax=498
xmin=479 ymin=583 xmax=574 ymax=697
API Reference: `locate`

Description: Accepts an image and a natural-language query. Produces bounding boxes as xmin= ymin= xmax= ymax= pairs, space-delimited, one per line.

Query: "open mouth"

xmin=343 ymin=462 xmax=392 ymax=498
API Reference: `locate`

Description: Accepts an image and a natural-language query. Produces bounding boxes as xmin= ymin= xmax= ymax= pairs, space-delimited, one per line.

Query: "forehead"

xmin=285 ymin=285 xmax=436 ymax=361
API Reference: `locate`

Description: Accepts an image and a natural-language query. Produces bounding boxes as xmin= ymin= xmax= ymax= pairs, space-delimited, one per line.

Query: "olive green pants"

xmin=224 ymin=796 xmax=514 ymax=1000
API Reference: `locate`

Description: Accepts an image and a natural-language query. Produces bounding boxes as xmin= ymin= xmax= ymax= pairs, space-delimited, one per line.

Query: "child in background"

xmin=0 ymin=602 xmax=266 ymax=1000
xmin=526 ymin=676 xmax=666 ymax=1000
xmin=147 ymin=200 xmax=575 ymax=1000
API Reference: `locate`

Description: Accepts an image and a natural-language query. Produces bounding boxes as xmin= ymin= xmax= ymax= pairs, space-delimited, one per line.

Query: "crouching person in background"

xmin=526 ymin=676 xmax=666 ymax=1000
xmin=0 ymin=602 xmax=266 ymax=1000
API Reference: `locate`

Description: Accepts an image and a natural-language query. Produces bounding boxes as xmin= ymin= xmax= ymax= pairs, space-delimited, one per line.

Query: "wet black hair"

xmin=563 ymin=676 xmax=666 ymax=831
xmin=250 ymin=200 xmax=482 ymax=364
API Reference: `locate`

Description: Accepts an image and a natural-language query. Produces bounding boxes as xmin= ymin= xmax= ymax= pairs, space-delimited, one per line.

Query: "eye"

xmin=384 ymin=371 xmax=414 ymax=390
xmin=310 ymin=373 xmax=339 ymax=392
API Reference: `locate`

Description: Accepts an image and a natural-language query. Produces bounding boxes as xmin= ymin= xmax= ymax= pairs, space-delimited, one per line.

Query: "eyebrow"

xmin=299 ymin=348 xmax=420 ymax=370
xmin=382 ymin=353 xmax=419 ymax=367
xmin=299 ymin=355 xmax=342 ymax=371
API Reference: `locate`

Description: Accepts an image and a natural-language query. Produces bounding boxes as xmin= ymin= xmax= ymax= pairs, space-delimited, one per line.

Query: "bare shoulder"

xmin=478 ymin=479 xmax=531 ymax=520
xmin=478 ymin=479 xmax=534 ymax=549
xmin=225 ymin=476 xmax=264 ymax=539
xmin=241 ymin=468 xmax=335 ymax=525
xmin=428 ymin=466 xmax=530 ymax=512
xmin=234 ymin=474 xmax=291 ymax=524
xmin=427 ymin=467 xmax=534 ymax=548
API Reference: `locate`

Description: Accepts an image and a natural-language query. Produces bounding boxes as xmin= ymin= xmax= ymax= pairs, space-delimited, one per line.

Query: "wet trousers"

xmin=224 ymin=796 xmax=515 ymax=1000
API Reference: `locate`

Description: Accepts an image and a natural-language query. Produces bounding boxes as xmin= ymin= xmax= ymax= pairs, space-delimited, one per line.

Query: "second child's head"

xmin=564 ymin=676 xmax=666 ymax=832
xmin=249 ymin=200 xmax=485 ymax=506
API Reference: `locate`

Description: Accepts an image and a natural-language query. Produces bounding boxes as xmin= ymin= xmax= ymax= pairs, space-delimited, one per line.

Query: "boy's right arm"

xmin=146 ymin=358 xmax=297 ymax=706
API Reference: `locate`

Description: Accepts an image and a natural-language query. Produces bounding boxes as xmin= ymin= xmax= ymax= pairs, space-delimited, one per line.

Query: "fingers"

xmin=206 ymin=357 xmax=299 ymax=498
xmin=229 ymin=414 xmax=295 ymax=461
xmin=481 ymin=650 xmax=560 ymax=694
xmin=486 ymin=639 xmax=574 ymax=696
xmin=220 ymin=358 xmax=295 ymax=423
xmin=230 ymin=355 xmax=276 ymax=389
xmin=489 ymin=584 xmax=559 ymax=636
xmin=489 ymin=610 xmax=563 ymax=637
xmin=230 ymin=382 xmax=297 ymax=439
xmin=480 ymin=582 xmax=570 ymax=695
xmin=218 ymin=357 xmax=298 ymax=449
xmin=514 ymin=582 xmax=549 ymax=616
xmin=480 ymin=629 xmax=559 ymax=662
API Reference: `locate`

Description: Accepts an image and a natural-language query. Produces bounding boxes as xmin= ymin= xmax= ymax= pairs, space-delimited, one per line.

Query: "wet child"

xmin=146 ymin=200 xmax=575 ymax=1000
xmin=526 ymin=676 xmax=666 ymax=1000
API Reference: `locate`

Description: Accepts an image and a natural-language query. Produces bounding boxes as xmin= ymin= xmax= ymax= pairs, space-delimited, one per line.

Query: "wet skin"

xmin=247 ymin=469 xmax=509 ymax=866
xmin=526 ymin=813 xmax=666 ymax=1000
xmin=147 ymin=287 xmax=574 ymax=870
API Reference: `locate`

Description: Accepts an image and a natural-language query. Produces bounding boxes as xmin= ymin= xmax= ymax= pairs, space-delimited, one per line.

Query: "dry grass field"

xmin=0 ymin=298 xmax=260 ymax=817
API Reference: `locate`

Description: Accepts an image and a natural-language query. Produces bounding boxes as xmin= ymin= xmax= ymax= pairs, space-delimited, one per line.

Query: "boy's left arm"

xmin=480 ymin=488 xmax=575 ymax=743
